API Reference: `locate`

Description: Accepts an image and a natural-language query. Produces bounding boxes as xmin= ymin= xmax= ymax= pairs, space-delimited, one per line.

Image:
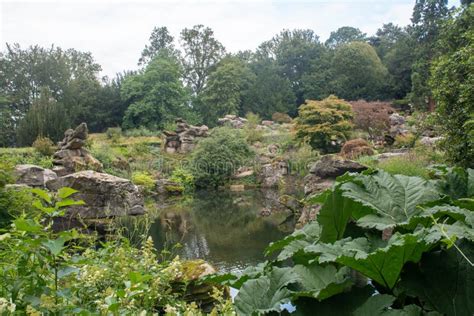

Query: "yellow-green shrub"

xmin=132 ymin=172 xmax=155 ymax=192
xmin=32 ymin=136 xmax=55 ymax=156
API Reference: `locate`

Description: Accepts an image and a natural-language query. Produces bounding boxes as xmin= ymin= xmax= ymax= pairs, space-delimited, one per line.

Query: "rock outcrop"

xmin=217 ymin=115 xmax=247 ymax=129
xmin=259 ymin=161 xmax=289 ymax=188
xmin=46 ymin=170 xmax=145 ymax=218
xmin=52 ymin=123 xmax=103 ymax=176
xmin=309 ymin=155 xmax=367 ymax=179
xmin=389 ymin=113 xmax=409 ymax=138
xmin=14 ymin=164 xmax=57 ymax=188
xmin=164 ymin=118 xmax=209 ymax=154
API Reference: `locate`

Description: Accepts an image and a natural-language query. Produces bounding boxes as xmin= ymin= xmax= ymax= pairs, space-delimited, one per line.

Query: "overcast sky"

xmin=1 ymin=0 xmax=461 ymax=78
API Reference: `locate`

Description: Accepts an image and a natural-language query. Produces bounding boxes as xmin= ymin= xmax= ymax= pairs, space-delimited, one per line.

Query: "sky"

xmin=0 ymin=0 xmax=461 ymax=78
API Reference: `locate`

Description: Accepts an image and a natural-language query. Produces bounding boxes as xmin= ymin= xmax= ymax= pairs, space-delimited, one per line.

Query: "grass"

xmin=0 ymin=147 xmax=53 ymax=168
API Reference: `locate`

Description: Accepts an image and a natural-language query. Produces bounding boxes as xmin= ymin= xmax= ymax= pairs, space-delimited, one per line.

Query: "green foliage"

xmin=330 ymin=42 xmax=389 ymax=100
xmin=169 ymin=167 xmax=195 ymax=193
xmin=16 ymin=87 xmax=70 ymax=146
xmin=208 ymin=168 xmax=474 ymax=315
xmin=295 ymin=95 xmax=353 ymax=153
xmin=199 ymin=57 xmax=255 ymax=126
xmin=271 ymin=112 xmax=292 ymax=124
xmin=0 ymin=188 xmax=234 ymax=314
xmin=0 ymin=148 xmax=53 ymax=169
xmin=430 ymin=4 xmax=474 ymax=167
xmin=105 ymin=127 xmax=122 ymax=143
xmin=131 ymin=172 xmax=156 ymax=193
xmin=325 ymin=26 xmax=367 ymax=48
xmin=121 ymin=51 xmax=189 ymax=130
xmin=190 ymin=127 xmax=254 ymax=188
xmin=32 ymin=136 xmax=55 ymax=156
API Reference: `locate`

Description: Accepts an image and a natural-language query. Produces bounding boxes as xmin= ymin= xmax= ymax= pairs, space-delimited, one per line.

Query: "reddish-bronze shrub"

xmin=340 ymin=138 xmax=374 ymax=159
xmin=350 ymin=100 xmax=394 ymax=141
xmin=272 ymin=112 xmax=292 ymax=123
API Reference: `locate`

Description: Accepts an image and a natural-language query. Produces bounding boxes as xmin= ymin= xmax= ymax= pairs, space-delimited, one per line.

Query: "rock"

xmin=46 ymin=170 xmax=145 ymax=218
xmin=389 ymin=113 xmax=406 ymax=126
xmin=164 ymin=118 xmax=209 ymax=154
xmin=420 ymin=136 xmax=443 ymax=146
xmin=303 ymin=174 xmax=334 ymax=196
xmin=52 ymin=123 xmax=103 ymax=176
xmin=259 ymin=162 xmax=288 ymax=188
xmin=261 ymin=120 xmax=274 ymax=126
xmin=260 ymin=208 xmax=271 ymax=216
xmin=217 ymin=115 xmax=247 ymax=129
xmin=309 ymin=155 xmax=367 ymax=179
xmin=267 ymin=144 xmax=280 ymax=154
xmin=14 ymin=164 xmax=57 ymax=188
xmin=374 ymin=151 xmax=408 ymax=161
xmin=233 ymin=167 xmax=254 ymax=179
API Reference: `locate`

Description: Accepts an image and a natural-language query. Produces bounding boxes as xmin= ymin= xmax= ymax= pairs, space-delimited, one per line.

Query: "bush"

xmin=190 ymin=127 xmax=254 ymax=188
xmin=350 ymin=100 xmax=393 ymax=141
xmin=271 ymin=112 xmax=292 ymax=124
xmin=340 ymin=138 xmax=374 ymax=159
xmin=169 ymin=167 xmax=194 ymax=193
xmin=131 ymin=172 xmax=156 ymax=192
xmin=32 ymin=136 xmax=55 ymax=156
xmin=295 ymin=95 xmax=353 ymax=153
xmin=123 ymin=127 xmax=160 ymax=137
xmin=245 ymin=112 xmax=261 ymax=127
xmin=105 ymin=127 xmax=122 ymax=143
xmin=394 ymin=133 xmax=417 ymax=148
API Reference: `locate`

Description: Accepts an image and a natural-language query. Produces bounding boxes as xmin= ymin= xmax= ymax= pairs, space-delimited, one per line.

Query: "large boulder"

xmin=259 ymin=161 xmax=289 ymax=187
xmin=309 ymin=155 xmax=367 ymax=179
xmin=46 ymin=170 xmax=145 ymax=218
xmin=164 ymin=118 xmax=209 ymax=154
xmin=14 ymin=164 xmax=57 ymax=188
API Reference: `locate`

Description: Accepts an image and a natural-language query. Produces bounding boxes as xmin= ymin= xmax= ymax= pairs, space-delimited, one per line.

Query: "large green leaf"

xmin=306 ymin=233 xmax=435 ymax=289
xmin=436 ymin=167 xmax=474 ymax=199
xmin=292 ymin=264 xmax=353 ymax=300
xmin=399 ymin=241 xmax=474 ymax=315
xmin=341 ymin=171 xmax=440 ymax=230
xmin=316 ymin=183 xmax=371 ymax=243
xmin=265 ymin=221 xmax=321 ymax=262
xmin=234 ymin=267 xmax=298 ymax=315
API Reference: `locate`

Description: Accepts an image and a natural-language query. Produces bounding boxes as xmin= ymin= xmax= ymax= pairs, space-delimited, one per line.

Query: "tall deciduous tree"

xmin=330 ymin=42 xmax=388 ymax=100
xmin=410 ymin=0 xmax=450 ymax=110
xmin=325 ymin=26 xmax=367 ymax=48
xmin=430 ymin=4 xmax=474 ymax=167
xmin=180 ymin=25 xmax=225 ymax=94
xmin=121 ymin=51 xmax=188 ymax=130
xmin=199 ymin=57 xmax=255 ymax=126
xmin=139 ymin=26 xmax=177 ymax=66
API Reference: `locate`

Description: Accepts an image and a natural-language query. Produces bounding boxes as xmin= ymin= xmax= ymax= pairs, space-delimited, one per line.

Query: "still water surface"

xmin=150 ymin=190 xmax=292 ymax=273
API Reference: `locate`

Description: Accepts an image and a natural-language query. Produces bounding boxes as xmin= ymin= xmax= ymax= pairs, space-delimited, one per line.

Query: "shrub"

xmin=245 ymin=112 xmax=261 ymax=127
xmin=32 ymin=136 xmax=55 ymax=156
xmin=132 ymin=172 xmax=156 ymax=192
xmin=287 ymin=143 xmax=319 ymax=176
xmin=295 ymin=95 xmax=353 ymax=153
xmin=169 ymin=167 xmax=195 ymax=192
xmin=340 ymin=138 xmax=374 ymax=159
xmin=394 ymin=133 xmax=416 ymax=148
xmin=105 ymin=127 xmax=122 ymax=143
xmin=272 ymin=112 xmax=292 ymax=124
xmin=350 ymin=100 xmax=393 ymax=141
xmin=243 ymin=127 xmax=264 ymax=144
xmin=190 ymin=127 xmax=254 ymax=188
xmin=123 ymin=127 xmax=160 ymax=137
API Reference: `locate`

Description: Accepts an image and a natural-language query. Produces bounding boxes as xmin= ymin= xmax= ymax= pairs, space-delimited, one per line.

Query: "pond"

xmin=149 ymin=189 xmax=294 ymax=273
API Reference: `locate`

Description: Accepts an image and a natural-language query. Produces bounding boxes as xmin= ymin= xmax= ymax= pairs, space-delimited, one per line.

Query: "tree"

xmin=180 ymin=25 xmax=225 ymax=94
xmin=410 ymin=0 xmax=450 ymax=110
xmin=16 ymin=87 xmax=70 ymax=146
xmin=199 ymin=57 xmax=255 ymax=126
xmin=121 ymin=51 xmax=188 ymax=130
xmin=242 ymin=59 xmax=295 ymax=118
xmin=138 ymin=26 xmax=177 ymax=65
xmin=295 ymin=95 xmax=353 ymax=153
xmin=325 ymin=26 xmax=367 ymax=48
xmin=258 ymin=29 xmax=327 ymax=107
xmin=0 ymin=96 xmax=16 ymax=147
xmin=430 ymin=4 xmax=474 ymax=167
xmin=330 ymin=42 xmax=388 ymax=100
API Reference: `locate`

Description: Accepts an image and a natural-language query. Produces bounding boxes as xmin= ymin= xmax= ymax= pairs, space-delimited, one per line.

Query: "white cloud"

xmin=0 ymin=0 xmax=461 ymax=78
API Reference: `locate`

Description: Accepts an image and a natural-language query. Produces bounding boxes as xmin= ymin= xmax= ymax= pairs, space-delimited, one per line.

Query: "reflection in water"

xmin=150 ymin=190 xmax=292 ymax=273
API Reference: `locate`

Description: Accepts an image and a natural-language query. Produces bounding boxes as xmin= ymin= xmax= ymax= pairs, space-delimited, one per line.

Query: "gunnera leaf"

xmin=399 ymin=240 xmax=474 ymax=315
xmin=234 ymin=267 xmax=298 ymax=315
xmin=341 ymin=170 xmax=440 ymax=230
